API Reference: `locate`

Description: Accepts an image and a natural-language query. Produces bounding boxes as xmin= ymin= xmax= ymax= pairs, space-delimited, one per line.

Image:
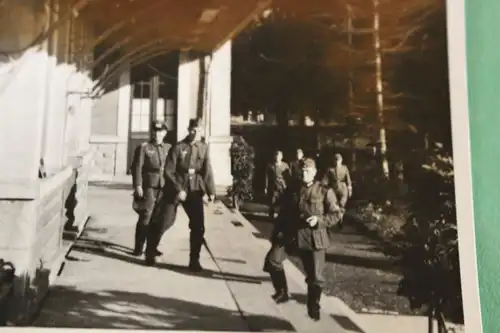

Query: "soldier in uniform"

xmin=263 ymin=158 xmax=343 ymax=321
xmin=289 ymin=148 xmax=305 ymax=190
xmin=321 ymin=153 xmax=352 ymax=209
xmin=131 ymin=120 xmax=171 ymax=256
xmin=145 ymin=118 xmax=215 ymax=271
xmin=265 ymin=150 xmax=291 ymax=220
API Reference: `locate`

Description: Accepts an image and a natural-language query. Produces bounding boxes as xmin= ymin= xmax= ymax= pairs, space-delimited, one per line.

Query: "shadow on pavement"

xmin=34 ymin=286 xmax=294 ymax=331
xmin=72 ymin=239 xmax=268 ymax=285
xmin=89 ymin=182 xmax=133 ymax=191
xmin=156 ymin=262 xmax=267 ymax=285
xmin=289 ymin=293 xmax=365 ymax=333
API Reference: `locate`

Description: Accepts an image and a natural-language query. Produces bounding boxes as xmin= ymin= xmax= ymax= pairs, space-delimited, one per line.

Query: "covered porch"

xmin=0 ymin=0 xmax=358 ymax=325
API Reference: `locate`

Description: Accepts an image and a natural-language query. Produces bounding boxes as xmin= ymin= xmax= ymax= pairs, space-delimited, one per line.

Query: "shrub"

xmin=396 ymin=143 xmax=462 ymax=332
xmin=227 ymin=136 xmax=255 ymax=209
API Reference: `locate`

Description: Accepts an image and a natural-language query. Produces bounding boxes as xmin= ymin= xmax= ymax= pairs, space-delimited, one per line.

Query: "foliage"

xmin=396 ymin=143 xmax=463 ymax=325
xmin=227 ymin=136 xmax=256 ymax=208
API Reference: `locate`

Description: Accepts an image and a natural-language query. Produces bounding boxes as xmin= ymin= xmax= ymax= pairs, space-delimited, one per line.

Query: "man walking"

xmin=263 ymin=158 xmax=343 ymax=321
xmin=321 ymin=153 xmax=352 ymax=210
xmin=265 ymin=150 xmax=290 ymax=220
xmin=289 ymin=148 xmax=305 ymax=190
xmin=145 ymin=118 xmax=215 ymax=271
xmin=131 ymin=120 xmax=171 ymax=256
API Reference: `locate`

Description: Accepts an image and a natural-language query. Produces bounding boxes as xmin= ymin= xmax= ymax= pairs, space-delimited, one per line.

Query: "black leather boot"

xmin=144 ymin=255 xmax=156 ymax=267
xmin=269 ymin=271 xmax=278 ymax=299
xmin=188 ymin=259 xmax=203 ymax=272
xmin=273 ymin=270 xmax=290 ymax=304
xmin=307 ymin=285 xmax=322 ymax=321
xmin=133 ymin=224 xmax=146 ymax=256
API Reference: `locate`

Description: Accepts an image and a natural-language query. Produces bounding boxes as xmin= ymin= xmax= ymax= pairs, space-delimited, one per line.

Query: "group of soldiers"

xmin=131 ymin=119 xmax=353 ymax=321
xmin=131 ymin=118 xmax=215 ymax=271
xmin=263 ymin=148 xmax=353 ymax=321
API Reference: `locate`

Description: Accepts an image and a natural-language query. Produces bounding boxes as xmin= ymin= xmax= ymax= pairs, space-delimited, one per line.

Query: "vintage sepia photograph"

xmin=0 ymin=0 xmax=480 ymax=333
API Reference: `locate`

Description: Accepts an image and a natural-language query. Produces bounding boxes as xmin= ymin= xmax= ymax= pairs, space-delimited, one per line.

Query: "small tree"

xmin=227 ymin=136 xmax=255 ymax=210
xmin=396 ymin=143 xmax=462 ymax=333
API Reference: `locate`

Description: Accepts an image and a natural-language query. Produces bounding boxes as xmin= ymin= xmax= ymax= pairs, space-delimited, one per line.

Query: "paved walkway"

xmin=32 ymin=179 xmax=370 ymax=332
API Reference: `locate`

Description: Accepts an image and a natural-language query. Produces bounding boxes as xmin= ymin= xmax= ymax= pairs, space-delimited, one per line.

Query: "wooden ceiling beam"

xmin=81 ymin=0 xmax=183 ymax=56
xmin=75 ymin=0 xmax=284 ymax=61
xmin=93 ymin=45 xmax=172 ymax=93
xmin=212 ymin=0 xmax=271 ymax=51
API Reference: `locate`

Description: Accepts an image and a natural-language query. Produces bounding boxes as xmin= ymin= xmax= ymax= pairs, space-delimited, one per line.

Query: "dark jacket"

xmin=289 ymin=158 xmax=304 ymax=190
xmin=265 ymin=162 xmax=291 ymax=193
xmin=274 ymin=181 xmax=342 ymax=250
xmin=321 ymin=164 xmax=352 ymax=192
xmin=132 ymin=141 xmax=172 ymax=189
xmin=164 ymin=137 xmax=215 ymax=196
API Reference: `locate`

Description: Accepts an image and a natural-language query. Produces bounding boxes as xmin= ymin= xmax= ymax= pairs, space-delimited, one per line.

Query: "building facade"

xmin=0 ymin=0 xmax=249 ymax=324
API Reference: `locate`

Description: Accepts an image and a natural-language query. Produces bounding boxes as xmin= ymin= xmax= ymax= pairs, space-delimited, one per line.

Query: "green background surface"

xmin=465 ymin=1 xmax=500 ymax=332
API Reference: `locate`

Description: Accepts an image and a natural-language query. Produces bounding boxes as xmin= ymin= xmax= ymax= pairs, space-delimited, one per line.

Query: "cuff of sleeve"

xmin=317 ymin=215 xmax=328 ymax=229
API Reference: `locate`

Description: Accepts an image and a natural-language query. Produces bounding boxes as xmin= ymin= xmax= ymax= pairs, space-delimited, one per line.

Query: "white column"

xmin=114 ymin=65 xmax=131 ymax=175
xmin=176 ymin=51 xmax=200 ymax=141
xmin=0 ymin=47 xmax=50 ymax=198
xmin=206 ymin=41 xmax=233 ymax=192
xmin=42 ymin=64 xmax=75 ymax=175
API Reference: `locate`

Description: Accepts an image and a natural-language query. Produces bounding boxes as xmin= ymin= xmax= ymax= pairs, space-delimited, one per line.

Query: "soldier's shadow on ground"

xmin=71 ymin=239 xmax=268 ymax=285
xmin=35 ymin=286 xmax=295 ymax=331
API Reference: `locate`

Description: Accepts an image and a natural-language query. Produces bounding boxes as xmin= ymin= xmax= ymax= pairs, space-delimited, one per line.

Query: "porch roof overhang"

xmin=64 ymin=0 xmax=350 ymax=57
xmin=85 ymin=0 xmax=271 ymax=54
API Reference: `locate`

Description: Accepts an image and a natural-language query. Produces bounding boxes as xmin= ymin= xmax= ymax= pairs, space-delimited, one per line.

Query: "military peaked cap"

xmin=188 ymin=118 xmax=202 ymax=129
xmin=302 ymin=158 xmax=316 ymax=169
xmin=152 ymin=120 xmax=168 ymax=131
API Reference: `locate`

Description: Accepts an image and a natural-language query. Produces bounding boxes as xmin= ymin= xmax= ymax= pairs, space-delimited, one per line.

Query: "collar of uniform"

xmin=150 ymin=140 xmax=163 ymax=147
xmin=183 ymin=136 xmax=199 ymax=146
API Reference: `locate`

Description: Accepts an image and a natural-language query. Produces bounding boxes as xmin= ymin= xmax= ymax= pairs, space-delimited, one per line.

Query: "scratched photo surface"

xmin=0 ymin=0 xmax=476 ymax=333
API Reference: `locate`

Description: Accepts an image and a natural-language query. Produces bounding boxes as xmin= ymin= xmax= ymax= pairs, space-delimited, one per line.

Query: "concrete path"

xmin=32 ymin=179 xmax=371 ymax=332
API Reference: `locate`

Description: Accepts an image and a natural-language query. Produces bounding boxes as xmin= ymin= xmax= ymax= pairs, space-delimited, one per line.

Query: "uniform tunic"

xmin=264 ymin=181 xmax=343 ymax=288
xmin=132 ymin=141 xmax=172 ymax=222
xmin=266 ymin=162 xmax=290 ymax=196
xmin=265 ymin=162 xmax=291 ymax=218
xmin=289 ymin=158 xmax=304 ymax=191
xmin=131 ymin=140 xmax=171 ymax=251
xmin=321 ymin=164 xmax=352 ymax=208
xmin=146 ymin=137 xmax=215 ymax=261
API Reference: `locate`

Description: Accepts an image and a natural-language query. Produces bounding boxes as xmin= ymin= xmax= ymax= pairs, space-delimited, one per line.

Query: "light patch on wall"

xmin=199 ymin=8 xmax=220 ymax=23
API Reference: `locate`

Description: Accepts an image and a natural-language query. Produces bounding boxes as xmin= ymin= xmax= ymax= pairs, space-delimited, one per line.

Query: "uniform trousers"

xmin=334 ymin=183 xmax=349 ymax=208
xmin=145 ymin=190 xmax=205 ymax=262
xmin=135 ymin=188 xmax=161 ymax=252
xmin=263 ymin=240 xmax=326 ymax=289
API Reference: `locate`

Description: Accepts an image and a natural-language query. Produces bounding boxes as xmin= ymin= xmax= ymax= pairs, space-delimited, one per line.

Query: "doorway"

xmin=126 ymin=57 xmax=178 ymax=173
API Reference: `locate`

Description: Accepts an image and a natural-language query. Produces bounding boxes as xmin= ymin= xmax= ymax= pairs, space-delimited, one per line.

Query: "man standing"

xmin=263 ymin=158 xmax=343 ymax=321
xmin=265 ymin=150 xmax=290 ymax=220
xmin=145 ymin=118 xmax=215 ymax=271
xmin=131 ymin=120 xmax=171 ymax=256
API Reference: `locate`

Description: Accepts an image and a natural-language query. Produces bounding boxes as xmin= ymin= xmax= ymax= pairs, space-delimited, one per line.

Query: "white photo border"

xmin=0 ymin=1 xmax=483 ymax=333
xmin=447 ymin=0 xmax=483 ymax=332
